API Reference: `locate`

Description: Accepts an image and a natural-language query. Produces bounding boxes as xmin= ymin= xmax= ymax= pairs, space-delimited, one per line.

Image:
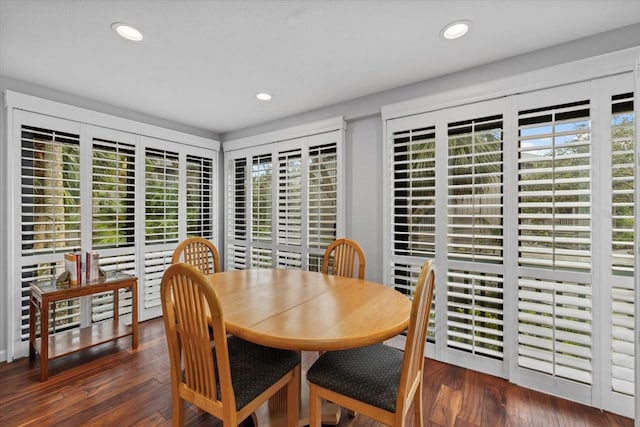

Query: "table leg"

xmin=29 ymin=294 xmax=36 ymax=361
xmin=131 ymin=281 xmax=139 ymax=349
xmin=254 ymin=352 xmax=341 ymax=427
xmin=40 ymin=298 xmax=49 ymax=381
xmin=113 ymin=287 xmax=120 ymax=326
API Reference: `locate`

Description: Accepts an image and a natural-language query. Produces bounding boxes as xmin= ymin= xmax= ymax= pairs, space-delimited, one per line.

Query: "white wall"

xmin=346 ymin=116 xmax=384 ymax=282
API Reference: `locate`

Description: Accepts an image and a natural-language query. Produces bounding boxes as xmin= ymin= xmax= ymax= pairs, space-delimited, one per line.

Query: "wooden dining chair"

xmin=307 ymin=260 xmax=435 ymax=427
xmin=171 ymin=237 xmax=221 ymax=274
xmin=161 ymin=263 xmax=301 ymax=427
xmin=321 ymin=238 xmax=366 ymax=280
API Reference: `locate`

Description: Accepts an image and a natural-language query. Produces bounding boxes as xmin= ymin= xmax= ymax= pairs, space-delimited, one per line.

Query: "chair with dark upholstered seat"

xmin=172 ymin=237 xmax=221 ymax=274
xmin=307 ymin=260 xmax=435 ymax=427
xmin=161 ymin=263 xmax=301 ymax=427
xmin=321 ymin=238 xmax=366 ymax=280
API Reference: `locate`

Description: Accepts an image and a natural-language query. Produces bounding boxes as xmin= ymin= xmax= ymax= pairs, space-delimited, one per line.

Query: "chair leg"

xmin=413 ymin=383 xmax=424 ymax=427
xmin=287 ymin=365 xmax=301 ymax=427
xmin=172 ymin=396 xmax=185 ymax=427
xmin=308 ymin=384 xmax=323 ymax=427
xmin=223 ymin=413 xmax=238 ymax=427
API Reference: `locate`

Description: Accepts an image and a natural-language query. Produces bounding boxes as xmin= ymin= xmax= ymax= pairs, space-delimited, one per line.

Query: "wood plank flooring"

xmin=0 ymin=317 xmax=633 ymax=427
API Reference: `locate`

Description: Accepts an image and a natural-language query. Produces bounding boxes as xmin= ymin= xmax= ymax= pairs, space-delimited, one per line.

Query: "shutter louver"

xmin=277 ymin=149 xmax=303 ymax=268
xmin=143 ymin=250 xmax=172 ymax=309
xmin=518 ymin=277 xmax=592 ymax=384
xmin=232 ymin=159 xmax=247 ymax=240
xmin=90 ymin=251 xmax=135 ymax=322
xmin=251 ymin=154 xmax=272 ymax=267
xmin=91 ymin=138 xmax=135 ymax=249
xmin=20 ymin=125 xmax=81 ymax=341
xmin=307 ymin=254 xmax=323 ymax=273
xmin=228 ymin=245 xmax=247 ymax=270
xmin=518 ymin=101 xmax=591 ymax=271
xmin=389 ymin=125 xmax=437 ymax=342
xmin=445 ymin=115 xmax=504 ymax=361
xmin=447 ymin=270 xmax=503 ymax=358
xmin=20 ymin=262 xmax=75 ymax=340
xmin=610 ymin=92 xmax=634 ymax=396
xmin=91 ymin=137 xmax=136 ymax=322
xmin=447 ymin=115 xmax=503 ymax=263
xmin=143 ymin=147 xmax=179 ymax=311
xmin=517 ymin=100 xmax=593 ymax=385
xmin=227 ymin=158 xmax=247 ymax=270
xmin=225 ymin=131 xmax=340 ymax=275
xmin=145 ymin=148 xmax=179 ymax=244
xmin=186 ymin=154 xmax=214 ymax=239
xmin=251 ymin=247 xmax=272 ymax=269
xmin=21 ymin=126 xmax=81 ymax=255
xmin=251 ymin=154 xmax=272 ymax=243
xmin=391 ymin=262 xmax=436 ymax=342
xmin=308 ymin=143 xmax=337 ymax=251
xmin=392 ymin=127 xmax=436 ymax=257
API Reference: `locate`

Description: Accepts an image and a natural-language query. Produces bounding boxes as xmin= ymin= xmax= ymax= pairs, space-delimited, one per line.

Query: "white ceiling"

xmin=1 ymin=0 xmax=640 ymax=135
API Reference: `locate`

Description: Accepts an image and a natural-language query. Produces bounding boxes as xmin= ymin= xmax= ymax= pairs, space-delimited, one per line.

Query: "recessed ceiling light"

xmin=440 ymin=20 xmax=471 ymax=40
xmin=111 ymin=22 xmax=143 ymax=42
xmin=256 ymin=93 xmax=272 ymax=101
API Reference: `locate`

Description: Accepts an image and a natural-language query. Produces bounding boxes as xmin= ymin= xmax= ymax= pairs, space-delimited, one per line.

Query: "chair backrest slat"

xmin=161 ymin=263 xmax=233 ymax=408
xmin=397 ymin=260 xmax=435 ymax=411
xmin=321 ymin=238 xmax=366 ymax=280
xmin=172 ymin=237 xmax=221 ymax=274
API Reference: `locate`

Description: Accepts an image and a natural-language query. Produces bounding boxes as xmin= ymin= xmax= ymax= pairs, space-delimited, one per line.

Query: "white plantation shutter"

xmin=447 ymin=270 xmax=503 ymax=358
xmin=390 ymin=262 xmax=435 ymax=342
xmin=20 ymin=262 xmax=73 ymax=339
xmin=226 ymin=158 xmax=248 ymax=270
xmin=145 ymin=148 xmax=180 ymax=244
xmin=186 ymin=154 xmax=214 ymax=239
xmin=391 ymin=127 xmax=436 ymax=257
xmin=389 ymin=124 xmax=437 ymax=341
xmin=383 ymin=71 xmax=635 ymax=416
xmin=445 ymin=113 xmax=504 ymax=364
xmin=517 ymin=277 xmax=592 ymax=383
xmin=143 ymin=147 xmax=179 ymax=313
xmin=610 ymin=92 xmax=635 ymax=397
xmin=277 ymin=149 xmax=303 ymax=268
xmin=90 ymin=136 xmax=136 ymax=322
xmin=92 ymin=138 xmax=136 ymax=249
xmin=90 ymin=251 xmax=135 ymax=322
xmin=224 ymin=123 xmax=343 ymax=274
xmin=517 ymin=98 xmax=593 ymax=386
xmin=7 ymin=97 xmax=220 ymax=359
xmin=21 ymin=125 xmax=82 ymax=255
xmin=447 ymin=115 xmax=503 ymax=263
xmin=308 ymin=142 xmax=338 ymax=270
xmin=143 ymin=249 xmax=173 ymax=311
xmin=251 ymin=154 xmax=273 ymax=268
xmin=518 ymin=101 xmax=591 ymax=271
xmin=20 ymin=121 xmax=82 ymax=338
xmin=611 ymin=93 xmax=635 ymax=273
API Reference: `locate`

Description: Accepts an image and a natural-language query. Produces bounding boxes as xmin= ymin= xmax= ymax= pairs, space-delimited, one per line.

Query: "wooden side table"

xmin=29 ymin=272 xmax=139 ymax=381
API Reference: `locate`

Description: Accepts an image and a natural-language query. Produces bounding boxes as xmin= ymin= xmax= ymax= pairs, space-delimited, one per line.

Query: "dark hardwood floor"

xmin=0 ymin=317 xmax=633 ymax=427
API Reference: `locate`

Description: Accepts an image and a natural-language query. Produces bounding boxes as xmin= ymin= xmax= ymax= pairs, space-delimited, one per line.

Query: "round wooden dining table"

xmin=206 ymin=268 xmax=411 ymax=352
xmin=205 ymin=268 xmax=412 ymax=427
